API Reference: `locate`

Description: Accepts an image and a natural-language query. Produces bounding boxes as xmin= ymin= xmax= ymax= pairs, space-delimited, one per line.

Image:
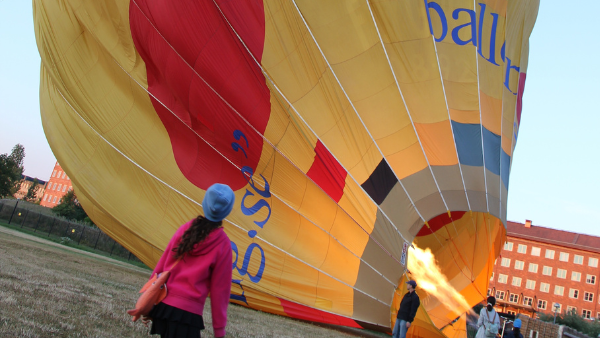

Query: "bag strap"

xmin=167 ymin=257 xmax=182 ymax=271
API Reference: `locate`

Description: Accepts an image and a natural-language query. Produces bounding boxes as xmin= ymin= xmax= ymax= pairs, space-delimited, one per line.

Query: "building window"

xmin=538 ymin=300 xmax=547 ymax=310
xmin=574 ymin=255 xmax=584 ymax=265
xmin=557 ymin=269 xmax=567 ymax=279
xmin=57 ymin=184 xmax=62 ymax=191
xmin=512 ymin=277 xmax=522 ymax=287
xmin=52 ymin=170 xmax=56 ymax=177
xmin=517 ymin=244 xmax=527 ymax=254
xmin=572 ymin=272 xmax=582 ymax=282
xmin=559 ymin=252 xmax=569 ymax=262
xmin=487 ymin=289 xmax=491 ymax=296
xmin=566 ymin=306 xmax=577 ymax=314
xmin=589 ymin=258 xmax=599 ymax=268
xmin=504 ymin=242 xmax=513 ymax=251
xmin=584 ymin=292 xmax=594 ymax=302
xmin=569 ymin=289 xmax=579 ymax=299
xmin=509 ymin=294 xmax=519 ymax=303
xmin=597 ymin=313 xmax=600 ymax=321
xmin=501 ymin=258 xmax=511 ymax=267
xmin=490 ymin=272 xmax=494 ymax=281
xmin=507 ymin=310 xmax=516 ymax=316
xmin=587 ymin=275 xmax=596 ymax=285
xmin=523 ymin=296 xmax=533 ymax=306
xmin=529 ymin=263 xmax=538 ymax=273
xmin=542 ymin=266 xmax=553 ymax=276
xmin=496 ymin=291 xmax=505 ymax=300
xmin=515 ymin=260 xmax=524 ymax=270
xmin=52 ymin=196 xmax=57 ymax=203
xmin=554 ymin=286 xmax=565 ymax=296
xmin=52 ymin=183 xmax=56 ymax=190
xmin=62 ymin=185 xmax=67 ymax=192
xmin=61 ymin=172 xmax=66 ymax=179
xmin=526 ymin=280 xmax=536 ymax=290
xmin=531 ymin=247 xmax=541 ymax=256
xmin=545 ymin=249 xmax=555 ymax=259
xmin=540 ymin=283 xmax=550 ymax=293
xmin=583 ymin=309 xmax=592 ymax=319
xmin=498 ymin=274 xmax=508 ymax=284
xmin=43 ymin=195 xmax=47 ymax=202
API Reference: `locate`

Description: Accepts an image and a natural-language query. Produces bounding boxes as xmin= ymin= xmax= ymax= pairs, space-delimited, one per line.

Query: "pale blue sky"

xmin=1 ymin=2 xmax=598 ymax=235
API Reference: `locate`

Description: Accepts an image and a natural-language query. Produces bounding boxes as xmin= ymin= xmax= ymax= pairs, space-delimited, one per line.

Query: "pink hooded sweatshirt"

xmin=152 ymin=220 xmax=232 ymax=337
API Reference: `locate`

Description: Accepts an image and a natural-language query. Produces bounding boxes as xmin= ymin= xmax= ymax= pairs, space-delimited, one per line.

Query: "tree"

xmin=24 ymin=178 xmax=40 ymax=202
xmin=51 ymin=189 xmax=93 ymax=224
xmin=0 ymin=144 xmax=25 ymax=198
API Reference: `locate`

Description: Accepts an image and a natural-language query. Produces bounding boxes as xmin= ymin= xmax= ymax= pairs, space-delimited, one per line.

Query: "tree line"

xmin=1 ymin=144 xmax=93 ymax=225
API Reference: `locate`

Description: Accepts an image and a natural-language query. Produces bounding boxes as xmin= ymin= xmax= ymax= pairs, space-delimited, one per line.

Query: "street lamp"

xmin=553 ymin=303 xmax=560 ymax=324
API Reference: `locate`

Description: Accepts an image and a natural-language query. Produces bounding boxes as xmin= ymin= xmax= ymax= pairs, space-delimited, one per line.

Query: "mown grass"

xmin=0 ymin=225 xmax=386 ymax=337
xmin=0 ymin=219 xmax=150 ymax=270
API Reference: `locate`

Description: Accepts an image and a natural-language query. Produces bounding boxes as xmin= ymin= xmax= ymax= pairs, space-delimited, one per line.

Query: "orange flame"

xmin=407 ymin=246 xmax=474 ymax=316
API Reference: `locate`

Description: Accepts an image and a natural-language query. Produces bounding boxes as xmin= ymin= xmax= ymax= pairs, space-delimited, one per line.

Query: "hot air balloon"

xmin=33 ymin=0 xmax=538 ymax=335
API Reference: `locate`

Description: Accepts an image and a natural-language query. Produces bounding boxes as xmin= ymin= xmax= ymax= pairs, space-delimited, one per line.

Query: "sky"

xmin=1 ymin=1 xmax=599 ymax=235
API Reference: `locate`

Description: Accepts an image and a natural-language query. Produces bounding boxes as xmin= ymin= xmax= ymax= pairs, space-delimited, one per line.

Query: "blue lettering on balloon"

xmin=425 ymin=1 xmax=448 ymax=42
xmin=452 ymin=8 xmax=477 ymax=46
xmin=477 ymin=3 xmax=500 ymax=66
xmin=241 ymin=189 xmax=272 ymax=229
xmin=241 ymin=166 xmax=271 ymax=198
xmin=424 ymin=1 xmax=521 ymax=93
xmin=229 ymin=130 xmax=271 ymax=284
xmin=231 ymin=241 xmax=266 ymax=283
xmin=231 ymin=130 xmax=249 ymax=159
xmin=504 ymin=57 xmax=520 ymax=95
xmin=230 ymin=279 xmax=249 ymax=305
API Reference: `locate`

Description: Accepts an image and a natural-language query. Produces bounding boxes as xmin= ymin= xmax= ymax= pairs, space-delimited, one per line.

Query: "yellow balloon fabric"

xmin=34 ymin=0 xmax=538 ymax=334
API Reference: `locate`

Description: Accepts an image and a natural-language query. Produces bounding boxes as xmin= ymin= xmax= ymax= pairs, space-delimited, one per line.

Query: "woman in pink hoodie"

xmin=145 ymin=183 xmax=234 ymax=338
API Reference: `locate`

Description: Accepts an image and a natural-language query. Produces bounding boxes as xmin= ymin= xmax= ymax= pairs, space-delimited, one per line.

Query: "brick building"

xmin=13 ymin=175 xmax=47 ymax=201
xmin=489 ymin=220 xmax=600 ymax=321
xmin=40 ymin=162 xmax=73 ymax=207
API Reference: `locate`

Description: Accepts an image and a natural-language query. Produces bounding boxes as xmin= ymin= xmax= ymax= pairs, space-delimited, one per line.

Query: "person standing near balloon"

xmin=143 ymin=183 xmax=234 ymax=338
xmin=393 ymin=280 xmax=421 ymax=338
xmin=502 ymin=318 xmax=523 ymax=338
xmin=476 ymin=296 xmax=501 ymax=338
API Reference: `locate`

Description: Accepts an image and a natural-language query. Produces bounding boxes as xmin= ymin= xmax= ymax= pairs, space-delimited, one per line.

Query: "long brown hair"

xmin=173 ymin=216 xmax=222 ymax=259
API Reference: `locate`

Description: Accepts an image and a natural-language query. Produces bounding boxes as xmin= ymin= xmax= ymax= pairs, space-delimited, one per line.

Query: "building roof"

xmin=20 ymin=175 xmax=47 ymax=185
xmin=507 ymin=221 xmax=600 ymax=255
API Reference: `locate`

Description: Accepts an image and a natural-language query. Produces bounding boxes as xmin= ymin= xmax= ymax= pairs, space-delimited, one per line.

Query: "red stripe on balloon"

xmin=129 ymin=0 xmax=270 ymax=191
xmin=279 ymin=298 xmax=363 ymax=328
xmin=416 ymin=211 xmax=467 ymax=237
xmin=306 ymin=141 xmax=348 ymax=202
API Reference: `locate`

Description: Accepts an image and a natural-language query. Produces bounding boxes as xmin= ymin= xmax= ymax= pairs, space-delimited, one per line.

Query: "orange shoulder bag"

xmin=127 ymin=258 xmax=181 ymax=322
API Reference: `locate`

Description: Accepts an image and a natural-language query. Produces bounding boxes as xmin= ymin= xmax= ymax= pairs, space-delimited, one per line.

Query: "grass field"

xmin=0 ymin=224 xmax=387 ymax=337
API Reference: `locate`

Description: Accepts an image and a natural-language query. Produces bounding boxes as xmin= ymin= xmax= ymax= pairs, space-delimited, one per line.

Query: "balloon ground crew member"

xmin=393 ymin=280 xmax=421 ymax=338
xmin=502 ymin=318 xmax=523 ymax=338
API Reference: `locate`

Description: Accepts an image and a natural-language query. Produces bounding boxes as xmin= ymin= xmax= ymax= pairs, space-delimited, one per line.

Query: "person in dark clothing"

xmin=503 ymin=318 xmax=524 ymax=338
xmin=393 ymin=280 xmax=421 ymax=338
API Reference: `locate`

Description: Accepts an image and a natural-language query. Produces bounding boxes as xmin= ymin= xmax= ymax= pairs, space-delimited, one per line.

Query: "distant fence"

xmin=0 ymin=199 xmax=144 ymax=265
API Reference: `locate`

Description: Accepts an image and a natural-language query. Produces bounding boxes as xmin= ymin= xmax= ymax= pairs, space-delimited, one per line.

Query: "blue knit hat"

xmin=513 ymin=318 xmax=521 ymax=328
xmin=202 ymin=183 xmax=235 ymax=222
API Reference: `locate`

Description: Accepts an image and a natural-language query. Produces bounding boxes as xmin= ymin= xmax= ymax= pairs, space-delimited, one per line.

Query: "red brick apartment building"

xmin=40 ymin=162 xmax=73 ymax=207
xmin=489 ymin=220 xmax=600 ymax=321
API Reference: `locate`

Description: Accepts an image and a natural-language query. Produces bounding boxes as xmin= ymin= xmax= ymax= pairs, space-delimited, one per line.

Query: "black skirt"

xmin=148 ymin=302 xmax=205 ymax=338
